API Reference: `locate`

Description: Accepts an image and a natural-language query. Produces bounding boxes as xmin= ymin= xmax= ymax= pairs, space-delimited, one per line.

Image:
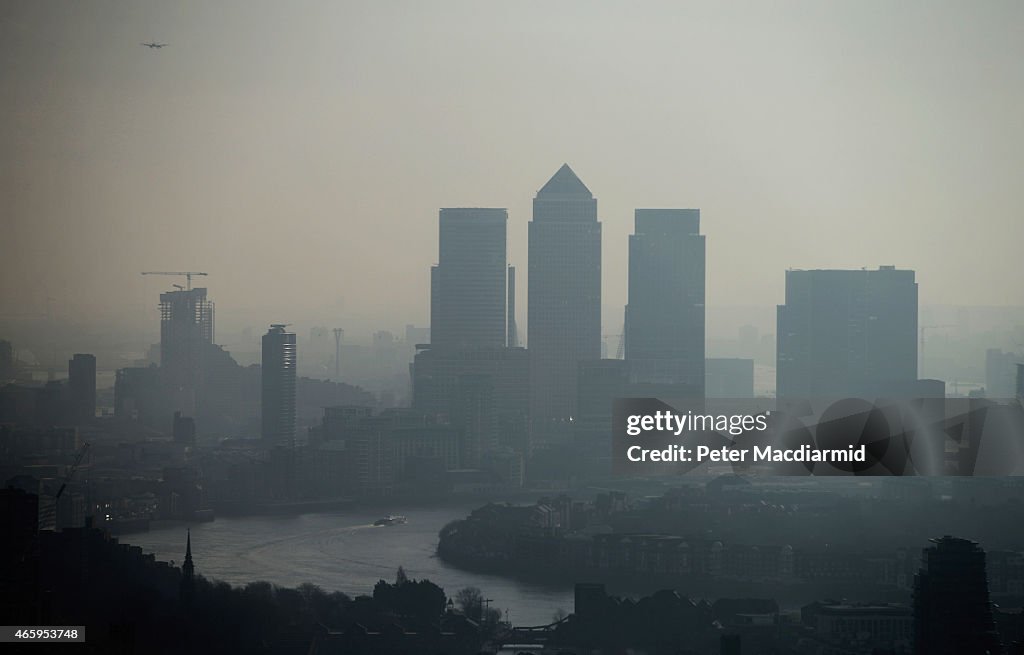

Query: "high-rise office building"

xmin=159 ymin=287 xmax=214 ymax=392
xmin=67 ymin=353 xmax=96 ymax=422
xmin=430 ymin=208 xmax=509 ymax=350
xmin=416 ymin=206 xmax=527 ymax=466
xmin=913 ymin=536 xmax=1001 ymax=655
xmin=777 ymin=266 xmax=918 ymax=398
xmin=528 ymin=164 xmax=602 ymax=443
xmin=625 ymin=208 xmax=705 ymax=394
xmin=261 ymin=324 xmax=297 ymax=448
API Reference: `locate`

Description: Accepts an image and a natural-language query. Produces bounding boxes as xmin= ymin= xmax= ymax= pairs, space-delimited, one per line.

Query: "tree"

xmin=395 ymin=565 xmax=409 ymax=585
xmin=455 ymin=586 xmax=484 ymax=621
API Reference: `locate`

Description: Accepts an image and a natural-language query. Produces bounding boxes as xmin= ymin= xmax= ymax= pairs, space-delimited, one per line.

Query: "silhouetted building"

xmin=0 ymin=487 xmax=39 ymax=624
xmin=431 ymin=208 xmax=509 ymax=350
xmin=913 ymin=535 xmax=1002 ymax=655
xmin=720 ymin=634 xmax=741 ymax=655
xmin=625 ymin=208 xmax=705 ymax=394
xmin=67 ymin=353 xmax=96 ymax=422
xmin=706 ymin=358 xmax=755 ymax=398
xmin=414 ymin=206 xmax=527 ymax=463
xmin=114 ymin=365 xmax=167 ymax=426
xmin=172 ymin=411 xmax=196 ymax=446
xmin=412 ymin=346 xmax=529 ymax=460
xmin=180 ymin=529 xmax=194 ymax=604
xmin=0 ymin=340 xmax=16 ymax=381
xmin=529 ymin=164 xmax=602 ymax=444
xmin=777 ymin=266 xmax=918 ymax=398
xmin=159 ymin=287 xmax=214 ymax=396
xmin=261 ymin=325 xmax=297 ymax=448
xmin=987 ymin=349 xmax=1024 ymax=399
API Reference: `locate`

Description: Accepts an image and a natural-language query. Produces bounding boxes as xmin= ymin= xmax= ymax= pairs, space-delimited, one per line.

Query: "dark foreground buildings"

xmin=67 ymin=353 xmax=96 ymax=422
xmin=913 ymin=535 xmax=1002 ymax=655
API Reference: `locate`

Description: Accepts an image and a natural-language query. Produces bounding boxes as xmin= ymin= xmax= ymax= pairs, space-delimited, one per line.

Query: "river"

xmin=122 ymin=504 xmax=574 ymax=627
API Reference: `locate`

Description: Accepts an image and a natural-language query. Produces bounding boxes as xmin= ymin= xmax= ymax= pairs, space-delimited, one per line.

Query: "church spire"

xmin=183 ymin=529 xmax=194 ymax=578
xmin=180 ymin=529 xmax=195 ymax=605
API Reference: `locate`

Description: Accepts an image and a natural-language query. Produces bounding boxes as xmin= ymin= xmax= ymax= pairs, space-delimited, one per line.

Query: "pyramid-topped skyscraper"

xmin=528 ymin=164 xmax=602 ymax=447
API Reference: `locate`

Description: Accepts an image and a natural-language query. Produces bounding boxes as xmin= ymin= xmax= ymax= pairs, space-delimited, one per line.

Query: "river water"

xmin=123 ymin=504 xmax=574 ymax=627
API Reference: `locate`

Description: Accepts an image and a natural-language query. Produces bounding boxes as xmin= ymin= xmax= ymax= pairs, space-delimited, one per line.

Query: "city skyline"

xmin=2 ymin=1 xmax=1023 ymax=337
xmin=3 ymin=4 xmax=1024 ymax=653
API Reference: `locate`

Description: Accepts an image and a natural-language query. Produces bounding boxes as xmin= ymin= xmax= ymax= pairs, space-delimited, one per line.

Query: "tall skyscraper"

xmin=625 ymin=208 xmax=705 ymax=395
xmin=430 ymin=208 xmax=508 ymax=350
xmin=913 ymin=536 xmax=1001 ymax=655
xmin=67 ymin=353 xmax=96 ymax=422
xmin=776 ymin=266 xmax=918 ymax=398
xmin=261 ymin=324 xmax=297 ymax=448
xmin=159 ymin=287 xmax=214 ymax=392
xmin=415 ymin=207 xmax=528 ymax=467
xmin=528 ymin=164 xmax=602 ymax=443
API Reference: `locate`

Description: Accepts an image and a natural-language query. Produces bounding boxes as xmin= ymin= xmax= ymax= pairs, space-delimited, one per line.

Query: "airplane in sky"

xmin=141 ymin=42 xmax=168 ymax=49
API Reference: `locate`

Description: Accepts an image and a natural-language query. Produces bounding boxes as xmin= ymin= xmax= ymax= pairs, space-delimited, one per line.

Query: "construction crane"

xmin=55 ymin=442 xmax=90 ymax=501
xmin=141 ymin=271 xmax=208 ymax=290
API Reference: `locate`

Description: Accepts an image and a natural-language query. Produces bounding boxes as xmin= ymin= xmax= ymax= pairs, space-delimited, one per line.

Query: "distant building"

xmin=986 ymin=349 xmax=1024 ymax=399
xmin=67 ymin=354 xmax=96 ymax=422
xmin=0 ymin=340 xmax=15 ymax=381
xmin=159 ymin=287 xmax=214 ymax=394
xmin=412 ymin=346 xmax=529 ymax=461
xmin=529 ymin=164 xmax=602 ymax=444
xmin=913 ymin=535 xmax=1001 ymax=655
xmin=431 ymin=208 xmax=509 ymax=350
xmin=706 ymin=358 xmax=755 ymax=398
xmin=625 ymin=208 xmax=705 ymax=394
xmin=172 ymin=411 xmax=196 ymax=446
xmin=404 ymin=325 xmax=430 ymax=347
xmin=261 ymin=325 xmax=297 ymax=448
xmin=777 ymin=266 xmax=918 ymax=398
xmin=803 ymin=601 xmax=912 ymax=651
xmin=415 ymin=206 xmax=527 ymax=466
xmin=114 ymin=365 xmax=166 ymax=425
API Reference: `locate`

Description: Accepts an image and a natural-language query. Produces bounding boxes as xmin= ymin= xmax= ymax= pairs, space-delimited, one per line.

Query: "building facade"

xmin=261 ymin=324 xmax=297 ymax=448
xmin=528 ymin=164 xmax=602 ymax=443
xmin=430 ymin=208 xmax=509 ymax=350
xmin=159 ymin=287 xmax=215 ymax=393
xmin=625 ymin=208 xmax=705 ymax=394
xmin=67 ymin=353 xmax=96 ymax=422
xmin=777 ymin=266 xmax=918 ymax=398
xmin=913 ymin=536 xmax=1001 ymax=655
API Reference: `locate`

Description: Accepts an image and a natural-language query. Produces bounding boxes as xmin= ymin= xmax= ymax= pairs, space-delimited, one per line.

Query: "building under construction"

xmin=159 ymin=287 xmax=215 ymax=393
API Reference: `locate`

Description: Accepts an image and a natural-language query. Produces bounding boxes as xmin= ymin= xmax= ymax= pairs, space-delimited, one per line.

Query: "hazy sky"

xmin=2 ymin=0 xmax=1022 ymax=340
